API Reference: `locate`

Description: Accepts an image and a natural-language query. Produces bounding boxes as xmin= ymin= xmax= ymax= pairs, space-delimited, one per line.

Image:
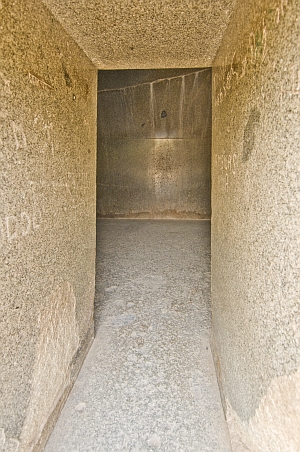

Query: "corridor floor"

xmin=45 ymin=220 xmax=231 ymax=452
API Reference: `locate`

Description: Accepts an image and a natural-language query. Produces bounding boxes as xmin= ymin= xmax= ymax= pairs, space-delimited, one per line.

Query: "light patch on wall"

xmin=226 ymin=368 xmax=300 ymax=452
xmin=0 ymin=428 xmax=20 ymax=452
xmin=20 ymin=283 xmax=79 ymax=452
xmin=150 ymin=140 xmax=176 ymax=199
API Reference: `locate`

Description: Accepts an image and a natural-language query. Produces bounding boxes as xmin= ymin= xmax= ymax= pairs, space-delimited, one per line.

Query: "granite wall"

xmin=211 ymin=0 xmax=300 ymax=450
xmin=97 ymin=69 xmax=212 ymax=219
xmin=0 ymin=1 xmax=97 ymax=450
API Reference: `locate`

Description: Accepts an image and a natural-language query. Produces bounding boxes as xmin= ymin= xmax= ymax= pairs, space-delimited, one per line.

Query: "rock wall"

xmin=211 ymin=0 xmax=300 ymax=450
xmin=0 ymin=1 xmax=97 ymax=450
xmin=41 ymin=0 xmax=237 ymax=69
xmin=97 ymin=69 xmax=212 ymax=219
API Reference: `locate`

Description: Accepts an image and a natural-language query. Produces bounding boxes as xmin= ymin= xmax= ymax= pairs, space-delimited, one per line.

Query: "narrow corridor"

xmin=45 ymin=220 xmax=231 ymax=452
xmin=2 ymin=2 xmax=299 ymax=450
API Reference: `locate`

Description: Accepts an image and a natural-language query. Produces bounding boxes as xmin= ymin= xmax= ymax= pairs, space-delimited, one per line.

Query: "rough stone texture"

xmin=97 ymin=69 xmax=211 ymax=219
xmin=45 ymin=219 xmax=231 ymax=452
xmin=226 ymin=368 xmax=300 ymax=451
xmin=0 ymin=1 xmax=97 ymax=450
xmin=211 ymin=0 xmax=300 ymax=450
xmin=41 ymin=0 xmax=237 ymax=69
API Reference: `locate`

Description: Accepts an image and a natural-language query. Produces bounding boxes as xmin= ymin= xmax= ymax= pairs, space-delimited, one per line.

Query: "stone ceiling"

xmin=42 ymin=0 xmax=237 ymax=69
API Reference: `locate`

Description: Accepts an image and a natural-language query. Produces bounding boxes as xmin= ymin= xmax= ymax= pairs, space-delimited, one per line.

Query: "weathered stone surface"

xmin=41 ymin=0 xmax=237 ymax=69
xmin=45 ymin=220 xmax=231 ymax=452
xmin=211 ymin=0 xmax=300 ymax=449
xmin=2 ymin=0 xmax=299 ymax=450
xmin=0 ymin=0 xmax=97 ymax=450
xmin=97 ymin=69 xmax=211 ymax=218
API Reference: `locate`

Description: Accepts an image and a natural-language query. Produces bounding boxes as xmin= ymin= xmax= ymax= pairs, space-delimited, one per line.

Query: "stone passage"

xmin=45 ymin=220 xmax=231 ymax=452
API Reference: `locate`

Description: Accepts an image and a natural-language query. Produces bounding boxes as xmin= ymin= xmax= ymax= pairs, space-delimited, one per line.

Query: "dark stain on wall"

xmin=243 ymin=108 xmax=260 ymax=162
xmin=62 ymin=63 xmax=73 ymax=88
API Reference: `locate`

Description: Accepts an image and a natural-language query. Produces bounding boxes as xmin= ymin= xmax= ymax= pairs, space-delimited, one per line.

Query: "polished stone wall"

xmin=97 ymin=69 xmax=212 ymax=219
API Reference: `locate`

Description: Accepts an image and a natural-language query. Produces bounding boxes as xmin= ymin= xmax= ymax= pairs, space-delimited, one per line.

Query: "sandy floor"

xmin=45 ymin=220 xmax=231 ymax=452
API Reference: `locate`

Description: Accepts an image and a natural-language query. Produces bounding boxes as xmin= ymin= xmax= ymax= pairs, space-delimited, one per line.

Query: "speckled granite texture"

xmin=212 ymin=0 xmax=300 ymax=450
xmin=97 ymin=69 xmax=211 ymax=219
xmin=41 ymin=0 xmax=237 ymax=69
xmin=45 ymin=220 xmax=231 ymax=452
xmin=0 ymin=1 xmax=97 ymax=450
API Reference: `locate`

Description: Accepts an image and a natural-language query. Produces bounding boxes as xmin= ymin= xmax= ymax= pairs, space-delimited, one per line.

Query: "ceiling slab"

xmin=42 ymin=0 xmax=237 ymax=69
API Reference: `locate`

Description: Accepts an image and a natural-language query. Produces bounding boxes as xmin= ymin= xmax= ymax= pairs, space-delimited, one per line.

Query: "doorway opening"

xmin=44 ymin=70 xmax=229 ymax=450
xmin=96 ymin=69 xmax=212 ymax=220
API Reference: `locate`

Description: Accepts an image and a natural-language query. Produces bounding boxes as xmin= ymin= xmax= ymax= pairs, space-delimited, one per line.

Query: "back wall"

xmin=97 ymin=69 xmax=212 ymax=219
